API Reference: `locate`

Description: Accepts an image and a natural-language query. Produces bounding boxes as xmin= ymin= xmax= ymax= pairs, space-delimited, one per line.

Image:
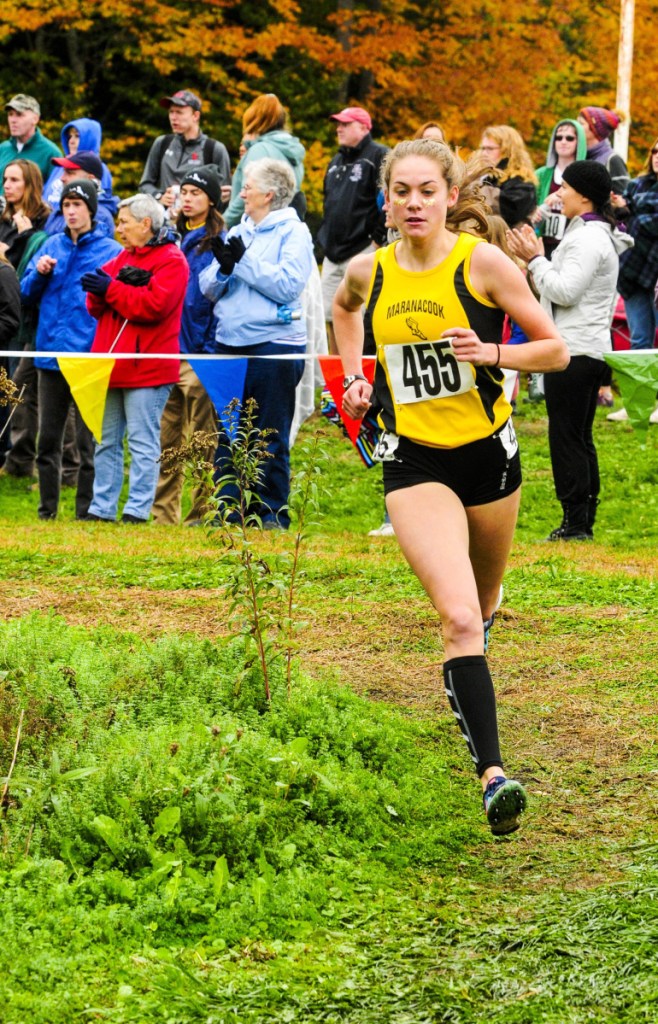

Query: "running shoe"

xmin=483 ymin=775 xmax=527 ymax=835
xmin=483 ymin=584 xmax=503 ymax=652
xmin=368 ymin=521 xmax=395 ymax=537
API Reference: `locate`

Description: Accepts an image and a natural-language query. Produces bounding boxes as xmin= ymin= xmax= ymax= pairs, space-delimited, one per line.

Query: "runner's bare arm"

xmin=333 ymin=252 xmax=377 ymax=417
xmin=446 ymin=243 xmax=569 ymax=372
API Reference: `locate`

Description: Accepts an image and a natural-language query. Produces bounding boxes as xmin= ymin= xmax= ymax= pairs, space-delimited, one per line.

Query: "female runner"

xmin=333 ymin=139 xmax=569 ymax=835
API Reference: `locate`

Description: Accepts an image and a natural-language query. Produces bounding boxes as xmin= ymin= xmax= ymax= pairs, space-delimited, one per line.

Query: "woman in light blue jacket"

xmin=200 ymin=157 xmax=314 ymax=529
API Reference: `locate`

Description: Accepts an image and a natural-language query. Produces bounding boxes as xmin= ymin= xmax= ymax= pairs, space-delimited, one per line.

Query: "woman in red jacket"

xmin=82 ymin=194 xmax=188 ymax=523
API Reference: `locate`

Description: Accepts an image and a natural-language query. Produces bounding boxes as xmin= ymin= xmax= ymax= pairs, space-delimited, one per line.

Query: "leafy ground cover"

xmin=0 ymin=393 xmax=657 ymax=1023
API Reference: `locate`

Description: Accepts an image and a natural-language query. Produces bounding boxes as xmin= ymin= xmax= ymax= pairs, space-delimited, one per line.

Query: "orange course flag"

xmin=59 ymin=357 xmax=116 ymax=443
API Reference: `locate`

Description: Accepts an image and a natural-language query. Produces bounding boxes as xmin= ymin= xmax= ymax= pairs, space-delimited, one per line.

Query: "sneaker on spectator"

xmin=483 ymin=776 xmax=527 ymax=835
xmin=368 ymin=521 xmax=395 ymax=537
xmin=650 ymin=408 xmax=658 ymax=425
xmin=606 ymin=408 xmax=629 ymax=422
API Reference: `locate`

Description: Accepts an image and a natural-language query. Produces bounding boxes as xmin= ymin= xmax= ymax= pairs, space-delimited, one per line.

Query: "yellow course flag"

xmin=59 ymin=357 xmax=115 ymax=443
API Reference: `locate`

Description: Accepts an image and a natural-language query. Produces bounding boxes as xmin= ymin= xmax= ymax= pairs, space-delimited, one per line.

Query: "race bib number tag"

xmin=544 ymin=212 xmax=567 ymax=240
xmin=384 ymin=339 xmax=474 ymax=405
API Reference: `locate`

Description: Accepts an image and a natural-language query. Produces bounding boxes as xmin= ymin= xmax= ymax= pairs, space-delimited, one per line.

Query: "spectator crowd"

xmin=0 ymin=88 xmax=656 ymax=538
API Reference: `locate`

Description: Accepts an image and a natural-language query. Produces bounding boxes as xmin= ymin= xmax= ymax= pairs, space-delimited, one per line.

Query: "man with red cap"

xmin=139 ymin=89 xmax=231 ymax=213
xmin=317 ymin=106 xmax=388 ymax=352
xmin=44 ymin=151 xmax=118 ymax=237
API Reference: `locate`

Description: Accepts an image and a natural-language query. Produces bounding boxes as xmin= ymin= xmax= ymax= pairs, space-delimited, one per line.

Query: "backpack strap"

xmin=203 ymin=137 xmax=216 ymax=166
xmin=153 ymin=133 xmax=175 ymax=188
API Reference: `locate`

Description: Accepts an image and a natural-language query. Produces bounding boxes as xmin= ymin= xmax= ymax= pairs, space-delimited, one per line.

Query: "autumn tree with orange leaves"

xmin=0 ymin=0 xmax=656 ymax=217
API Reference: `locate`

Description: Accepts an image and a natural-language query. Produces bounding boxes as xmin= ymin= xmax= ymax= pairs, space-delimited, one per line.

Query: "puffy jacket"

xmin=317 ymin=133 xmax=389 ymax=262
xmin=223 ymin=130 xmax=306 ymax=228
xmin=179 ymin=225 xmax=219 ymax=354
xmin=87 ymin=230 xmax=189 ymax=387
xmin=42 ymin=118 xmax=118 ymax=214
xmin=199 ymin=207 xmax=313 ymax=348
xmin=20 ymin=225 xmax=121 ymax=370
xmin=530 ymin=215 xmax=633 ymax=359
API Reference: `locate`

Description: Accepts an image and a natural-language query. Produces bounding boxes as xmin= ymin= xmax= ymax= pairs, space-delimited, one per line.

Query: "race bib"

xmin=543 ymin=211 xmax=567 ymax=240
xmin=383 ymin=339 xmax=474 ymax=406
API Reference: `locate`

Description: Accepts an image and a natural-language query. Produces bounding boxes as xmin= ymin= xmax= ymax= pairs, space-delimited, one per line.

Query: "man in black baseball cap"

xmin=160 ymin=89 xmax=202 ymax=112
xmin=139 ymin=88 xmax=231 ymax=213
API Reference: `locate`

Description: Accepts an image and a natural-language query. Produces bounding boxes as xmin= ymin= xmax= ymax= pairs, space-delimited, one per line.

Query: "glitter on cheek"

xmin=422 ymin=197 xmax=437 ymax=206
xmin=393 ymin=196 xmax=406 ymax=206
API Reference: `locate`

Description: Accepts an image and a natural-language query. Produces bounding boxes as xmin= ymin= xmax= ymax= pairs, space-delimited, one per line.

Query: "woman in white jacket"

xmin=508 ymin=160 xmax=633 ymax=540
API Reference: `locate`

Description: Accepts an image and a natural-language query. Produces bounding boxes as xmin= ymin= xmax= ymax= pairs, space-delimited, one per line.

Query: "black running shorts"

xmin=381 ymin=419 xmax=522 ymax=507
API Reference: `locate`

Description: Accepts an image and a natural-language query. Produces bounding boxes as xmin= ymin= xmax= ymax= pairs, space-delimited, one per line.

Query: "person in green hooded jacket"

xmin=223 ymin=93 xmax=305 ymax=227
xmin=535 ymin=119 xmax=588 ymax=259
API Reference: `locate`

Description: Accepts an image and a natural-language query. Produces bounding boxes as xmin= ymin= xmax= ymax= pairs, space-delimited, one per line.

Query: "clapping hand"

xmin=210 ymin=234 xmax=246 ymax=275
xmin=81 ymin=267 xmax=112 ymax=296
xmin=506 ymin=224 xmax=544 ymax=264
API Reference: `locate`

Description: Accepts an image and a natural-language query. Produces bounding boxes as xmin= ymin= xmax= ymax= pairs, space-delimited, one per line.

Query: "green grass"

xmin=0 ymin=394 xmax=657 ymax=1022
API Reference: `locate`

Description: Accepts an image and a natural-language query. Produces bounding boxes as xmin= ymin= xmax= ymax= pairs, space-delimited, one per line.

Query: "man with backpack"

xmin=138 ymin=89 xmax=231 ymax=212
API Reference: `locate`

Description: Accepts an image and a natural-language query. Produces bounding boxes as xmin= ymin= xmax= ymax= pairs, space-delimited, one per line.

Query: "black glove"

xmin=81 ymin=267 xmax=112 ymax=296
xmin=211 ymin=234 xmax=246 ymax=276
xmin=227 ymin=235 xmax=246 ymax=263
xmin=117 ymin=265 xmax=153 ymax=287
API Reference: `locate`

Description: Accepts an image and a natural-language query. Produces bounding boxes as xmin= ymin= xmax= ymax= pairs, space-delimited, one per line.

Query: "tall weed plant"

xmin=160 ymin=399 xmax=328 ymax=705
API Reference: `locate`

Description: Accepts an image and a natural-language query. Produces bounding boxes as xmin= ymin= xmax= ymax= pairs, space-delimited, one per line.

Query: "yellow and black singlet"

xmin=366 ymin=232 xmax=512 ymax=449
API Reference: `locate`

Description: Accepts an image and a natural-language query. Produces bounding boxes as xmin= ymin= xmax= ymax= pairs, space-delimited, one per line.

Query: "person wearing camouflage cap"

xmin=0 ymin=94 xmax=61 ymax=187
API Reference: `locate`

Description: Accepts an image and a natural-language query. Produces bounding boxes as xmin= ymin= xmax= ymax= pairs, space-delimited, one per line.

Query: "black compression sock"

xmin=443 ymin=655 xmax=503 ymax=776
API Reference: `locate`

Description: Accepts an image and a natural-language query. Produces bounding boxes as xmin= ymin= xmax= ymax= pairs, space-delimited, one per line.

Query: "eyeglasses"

xmin=555 ymin=134 xmax=577 ymax=141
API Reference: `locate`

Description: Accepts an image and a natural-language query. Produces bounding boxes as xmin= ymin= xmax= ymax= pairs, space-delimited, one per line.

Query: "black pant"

xmin=544 ymin=355 xmax=605 ymax=505
xmin=36 ymin=369 xmax=95 ymax=518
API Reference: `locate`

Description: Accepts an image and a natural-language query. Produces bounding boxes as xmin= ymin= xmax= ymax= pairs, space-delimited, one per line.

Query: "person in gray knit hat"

xmin=507 ymin=160 xmax=633 ymax=541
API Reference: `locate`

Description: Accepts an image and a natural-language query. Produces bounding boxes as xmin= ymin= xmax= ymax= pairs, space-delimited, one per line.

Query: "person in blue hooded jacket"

xmin=42 ymin=117 xmax=116 ymax=214
xmin=152 ymin=165 xmax=224 ymax=525
xmin=20 ymin=179 xmax=121 ymax=520
xmin=200 ymin=157 xmax=314 ymax=529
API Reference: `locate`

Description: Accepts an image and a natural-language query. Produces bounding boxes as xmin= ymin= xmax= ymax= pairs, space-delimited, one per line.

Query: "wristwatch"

xmin=343 ymin=374 xmax=368 ymax=391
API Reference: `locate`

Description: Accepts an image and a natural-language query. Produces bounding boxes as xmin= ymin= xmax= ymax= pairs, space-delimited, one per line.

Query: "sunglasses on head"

xmin=556 ymin=133 xmax=576 ymax=141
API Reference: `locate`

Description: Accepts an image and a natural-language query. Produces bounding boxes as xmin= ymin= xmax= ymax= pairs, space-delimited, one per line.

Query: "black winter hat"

xmin=561 ymin=160 xmax=612 ymax=209
xmin=180 ymin=165 xmax=221 ymax=207
xmin=60 ymin=178 xmax=99 ymax=217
